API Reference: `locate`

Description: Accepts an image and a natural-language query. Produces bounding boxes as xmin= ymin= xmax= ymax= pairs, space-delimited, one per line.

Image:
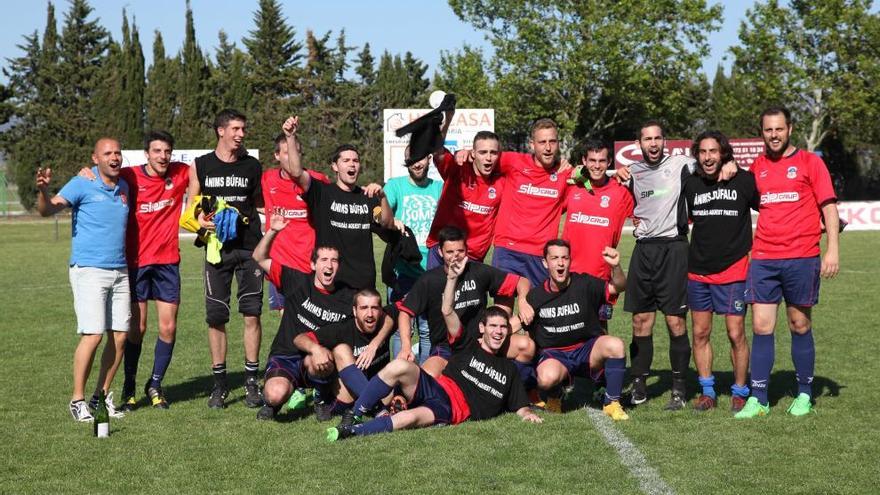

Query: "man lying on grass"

xmin=326 ymin=259 xmax=542 ymax=441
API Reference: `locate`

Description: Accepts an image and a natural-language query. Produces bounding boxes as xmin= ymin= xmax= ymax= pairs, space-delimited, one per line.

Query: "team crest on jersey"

xmin=488 ymin=187 xmax=497 ymax=199
xmin=165 ymin=178 xmax=174 ymax=190
xmin=786 ymin=166 xmax=798 ymax=179
xmin=663 ymin=168 xmax=672 ymax=178
xmin=600 ymin=195 xmax=610 ymax=208
xmin=550 ymin=173 xmax=558 ymax=182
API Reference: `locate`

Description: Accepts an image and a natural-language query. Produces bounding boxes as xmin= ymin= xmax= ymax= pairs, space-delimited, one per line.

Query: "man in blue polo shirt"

xmin=37 ymin=137 xmax=131 ymax=422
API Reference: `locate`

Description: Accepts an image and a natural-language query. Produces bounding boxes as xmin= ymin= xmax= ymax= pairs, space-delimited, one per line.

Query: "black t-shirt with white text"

xmin=683 ymin=171 xmax=758 ymax=275
xmin=526 ymin=273 xmax=608 ymax=349
xmin=305 ymin=181 xmax=381 ymax=290
xmin=196 ymin=152 xmax=263 ymax=251
xmin=442 ymin=342 xmax=530 ymax=421
xmin=270 ymin=266 xmax=355 ymax=357
xmin=314 ymin=305 xmax=398 ymax=377
xmin=400 ymin=262 xmax=517 ymax=353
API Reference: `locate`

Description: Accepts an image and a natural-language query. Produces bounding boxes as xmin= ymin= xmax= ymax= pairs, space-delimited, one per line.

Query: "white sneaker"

xmin=104 ymin=392 xmax=125 ymax=419
xmin=69 ymin=400 xmax=93 ymax=422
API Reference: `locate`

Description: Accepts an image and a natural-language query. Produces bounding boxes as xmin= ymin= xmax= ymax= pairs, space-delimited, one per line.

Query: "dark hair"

xmin=213 ymin=109 xmax=247 ymax=137
xmin=638 ymin=119 xmax=665 ymax=140
xmin=691 ymin=130 xmax=734 ymax=175
xmin=759 ymin=105 xmax=792 ymax=128
xmin=437 ymin=226 xmax=467 ymax=249
xmin=543 ymin=238 xmax=571 ymax=258
xmin=330 ymin=144 xmax=359 ymax=164
xmin=353 ymin=288 xmax=381 ymax=306
xmin=530 ymin=117 xmax=558 ymax=138
xmin=311 ymin=245 xmax=340 ymax=263
xmin=580 ymin=138 xmax=612 ymax=162
xmin=473 ymin=130 xmax=500 ymax=145
xmin=274 ymin=133 xmax=303 ymax=157
xmin=480 ymin=305 xmax=510 ymax=325
xmin=144 ymin=130 xmax=174 ymax=151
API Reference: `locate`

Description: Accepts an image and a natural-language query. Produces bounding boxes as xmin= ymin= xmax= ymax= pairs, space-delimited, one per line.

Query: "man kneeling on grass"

xmin=326 ymin=260 xmax=542 ymax=441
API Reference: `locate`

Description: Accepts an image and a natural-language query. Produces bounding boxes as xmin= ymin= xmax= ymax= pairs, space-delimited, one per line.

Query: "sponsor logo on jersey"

xmin=538 ymin=302 xmax=581 ymax=318
xmin=600 ymin=195 xmax=610 ymax=208
xmin=569 ymin=212 xmax=610 ymax=227
xmin=518 ymin=183 xmax=559 ymax=198
xmin=330 ymin=201 xmax=370 ymax=215
xmin=760 ymin=191 xmax=799 ymax=204
xmin=639 ymin=187 xmax=668 ymax=199
xmin=459 ymin=201 xmax=493 ymax=215
xmin=786 ymin=166 xmax=798 ymax=179
xmin=139 ymin=198 xmax=173 ymax=213
xmin=693 ymin=188 xmax=738 ymax=206
xmin=760 ymin=170 xmax=768 ymax=178
xmin=278 ymin=207 xmax=308 ymax=219
xmin=204 ymin=176 xmax=250 ymax=188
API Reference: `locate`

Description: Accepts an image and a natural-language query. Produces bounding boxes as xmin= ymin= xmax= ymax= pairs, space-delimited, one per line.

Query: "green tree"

xmin=433 ymin=45 xmax=494 ymax=108
xmin=242 ymin=0 xmax=302 ymax=97
xmin=144 ymin=30 xmax=177 ymax=132
xmin=172 ymin=0 xmax=212 ymax=148
xmin=212 ymin=30 xmax=252 ymax=111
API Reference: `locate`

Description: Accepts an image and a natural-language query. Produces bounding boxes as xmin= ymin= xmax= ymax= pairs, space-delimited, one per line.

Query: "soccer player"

xmin=187 ymin=109 xmax=265 ymax=410
xmin=37 ymin=138 xmax=130 ymax=422
xmin=261 ymin=133 xmax=329 ymax=311
xmin=300 ymin=289 xmax=396 ymax=413
xmin=562 ymin=139 xmax=634 ymax=328
xmin=326 ymin=305 xmax=542 ymax=441
xmin=252 ymin=210 xmax=356 ymax=421
xmin=682 ymin=131 xmax=757 ymax=412
xmin=490 ymin=118 xmax=571 ymax=287
xmin=118 ymin=131 xmax=190 ymax=410
xmin=281 ymin=115 xmax=394 ymax=290
xmin=396 ymin=226 xmax=534 ymax=377
xmin=426 ymin=130 xmax=505 ymax=266
xmin=526 ymin=240 xmax=629 ymax=420
xmin=384 ymin=146 xmax=443 ymax=362
xmin=735 ymin=106 xmax=839 ymax=419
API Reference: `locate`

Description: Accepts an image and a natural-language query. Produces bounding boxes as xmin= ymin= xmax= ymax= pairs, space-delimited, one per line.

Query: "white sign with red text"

xmin=838 ymin=201 xmax=880 ymax=231
xmin=614 ymin=139 xmax=764 ymax=169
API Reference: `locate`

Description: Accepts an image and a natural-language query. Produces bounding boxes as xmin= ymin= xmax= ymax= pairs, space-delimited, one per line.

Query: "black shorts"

xmin=204 ymin=248 xmax=264 ymax=326
xmin=624 ymin=238 xmax=688 ymax=315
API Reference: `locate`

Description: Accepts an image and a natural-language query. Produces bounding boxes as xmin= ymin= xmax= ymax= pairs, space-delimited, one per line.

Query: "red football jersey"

xmin=562 ymin=179 xmax=634 ymax=280
xmin=493 ymin=152 xmax=571 ymax=256
xmin=426 ymin=150 xmax=504 ymax=261
xmin=262 ymin=168 xmax=330 ymax=273
xmin=751 ymin=150 xmax=836 ymax=260
xmin=123 ymin=163 xmax=190 ymax=266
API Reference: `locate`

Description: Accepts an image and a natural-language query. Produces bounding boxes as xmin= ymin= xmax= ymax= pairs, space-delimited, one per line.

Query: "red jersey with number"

xmin=261 ymin=168 xmax=330 ymax=273
xmin=751 ymin=149 xmax=836 ymax=260
xmin=426 ymin=150 xmax=504 ymax=261
xmin=562 ymin=179 xmax=634 ymax=280
xmin=122 ymin=163 xmax=189 ymax=266
xmin=493 ymin=152 xmax=571 ymax=256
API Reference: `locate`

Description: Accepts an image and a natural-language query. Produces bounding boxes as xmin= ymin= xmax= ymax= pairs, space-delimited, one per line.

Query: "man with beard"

xmin=682 ymin=130 xmax=757 ymax=412
xmin=281 ymin=116 xmax=394 ymax=290
xmin=187 ymin=109 xmax=266 ymax=410
xmin=616 ymin=120 xmax=737 ymax=410
xmin=735 ymin=107 xmax=839 ymax=419
xmin=384 ymin=146 xmax=442 ymax=362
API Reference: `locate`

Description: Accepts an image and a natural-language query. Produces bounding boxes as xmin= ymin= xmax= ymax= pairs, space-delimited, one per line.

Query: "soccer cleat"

xmin=325 ymin=425 xmax=354 ymax=442
xmin=286 ymin=388 xmax=313 ymax=411
xmin=103 ymin=392 xmax=125 ymax=419
xmin=208 ymin=385 xmax=229 ymax=409
xmin=69 ymin=400 xmax=93 ymax=422
xmin=629 ymin=376 xmax=648 ymax=405
xmin=693 ymin=394 xmax=717 ymax=411
xmin=527 ymin=389 xmax=546 ymax=411
xmin=730 ymin=395 xmax=747 ymax=413
xmin=544 ymin=396 xmax=563 ymax=413
xmin=592 ymin=386 xmax=607 ymax=405
xmin=734 ymin=397 xmax=770 ymax=419
xmin=338 ymin=409 xmax=362 ymax=430
xmin=244 ymin=376 xmax=264 ymax=408
xmin=144 ymin=383 xmax=169 ymax=409
xmin=120 ymin=394 xmax=137 ymax=413
xmin=664 ymin=393 xmax=687 ymax=411
xmin=602 ymin=401 xmax=630 ymax=421
xmin=314 ymin=400 xmax=334 ymax=422
xmin=786 ymin=393 xmax=814 ymax=417
xmin=256 ymin=404 xmax=277 ymax=421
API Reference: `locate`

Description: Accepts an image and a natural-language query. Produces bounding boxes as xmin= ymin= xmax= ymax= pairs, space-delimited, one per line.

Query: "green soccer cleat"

xmin=786 ymin=393 xmax=814 ymax=417
xmin=286 ymin=388 xmax=313 ymax=411
xmin=734 ymin=397 xmax=770 ymax=419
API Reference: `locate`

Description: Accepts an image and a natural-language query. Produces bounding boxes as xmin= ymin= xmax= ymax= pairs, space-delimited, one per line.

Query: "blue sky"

xmin=1 ymin=0 xmax=756 ymax=83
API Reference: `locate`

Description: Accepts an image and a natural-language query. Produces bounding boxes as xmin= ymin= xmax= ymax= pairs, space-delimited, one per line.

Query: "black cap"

xmin=395 ymin=93 xmax=457 ymax=166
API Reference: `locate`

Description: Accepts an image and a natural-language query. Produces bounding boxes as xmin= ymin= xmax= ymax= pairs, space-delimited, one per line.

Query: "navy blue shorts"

xmin=409 ymin=369 xmax=452 ymax=425
xmin=426 ymin=245 xmax=444 ymax=270
xmin=429 ymin=343 xmax=452 ymax=360
xmin=492 ymin=246 xmax=547 ymax=287
xmin=688 ymin=280 xmax=747 ymax=315
xmin=268 ymin=282 xmax=284 ymax=311
xmin=538 ymin=338 xmax=602 ymax=382
xmin=130 ymin=264 xmax=180 ymax=303
xmin=745 ymin=257 xmax=820 ymax=307
xmin=265 ymin=354 xmax=305 ymax=386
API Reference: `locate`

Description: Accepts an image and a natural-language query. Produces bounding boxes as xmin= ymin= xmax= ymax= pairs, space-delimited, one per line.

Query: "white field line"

xmin=584 ymin=407 xmax=675 ymax=495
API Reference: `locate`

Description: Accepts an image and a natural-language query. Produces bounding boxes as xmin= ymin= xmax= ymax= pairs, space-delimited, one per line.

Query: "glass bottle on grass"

xmin=93 ymin=390 xmax=109 ymax=438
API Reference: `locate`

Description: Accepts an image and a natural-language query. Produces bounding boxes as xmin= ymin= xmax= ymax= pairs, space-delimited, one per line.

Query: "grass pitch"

xmin=0 ymin=220 xmax=877 ymax=494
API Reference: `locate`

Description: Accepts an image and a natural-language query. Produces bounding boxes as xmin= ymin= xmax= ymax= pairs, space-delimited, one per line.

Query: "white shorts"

xmin=68 ymin=266 xmax=131 ymax=334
